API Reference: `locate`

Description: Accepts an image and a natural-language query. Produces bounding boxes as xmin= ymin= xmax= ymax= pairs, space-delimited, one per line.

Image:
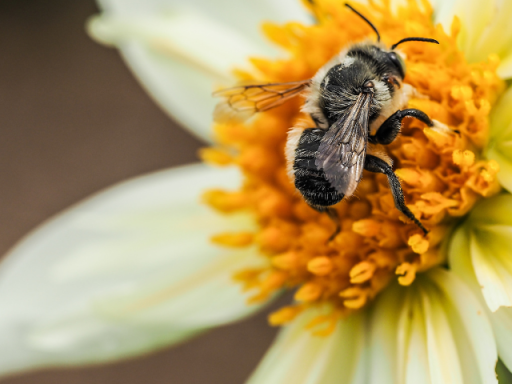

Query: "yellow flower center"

xmin=202 ymin=0 xmax=504 ymax=330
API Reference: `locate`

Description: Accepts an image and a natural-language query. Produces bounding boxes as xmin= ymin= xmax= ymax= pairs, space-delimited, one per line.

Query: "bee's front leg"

xmin=369 ymin=109 xmax=433 ymax=145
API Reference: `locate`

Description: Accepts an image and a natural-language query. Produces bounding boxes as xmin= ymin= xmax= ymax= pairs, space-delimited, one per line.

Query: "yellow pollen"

xmin=352 ymin=219 xmax=381 ymax=237
xmin=349 ymin=261 xmax=377 ymax=284
xmin=396 ymin=262 xmax=417 ymax=286
xmin=261 ymin=271 xmax=287 ymax=291
xmin=211 ymin=232 xmax=254 ymax=247
xmin=269 ymin=306 xmax=303 ymax=326
xmin=452 ymin=150 xmax=475 ymax=167
xmin=305 ymin=310 xmax=342 ymax=336
xmin=487 ymin=159 xmax=500 ymax=174
xmin=339 ymin=287 xmax=368 ymax=309
xmin=294 ymin=282 xmax=323 ymax=302
xmin=307 ymin=256 xmax=334 ymax=276
xmin=199 ymin=147 xmax=234 ymax=166
xmin=395 ymin=168 xmax=443 ymax=191
xmin=451 ymin=85 xmax=473 ymax=101
xmin=202 ymin=190 xmax=248 ymax=212
xmin=408 ymin=234 xmax=430 ymax=254
xmin=203 ymin=0 xmax=505 ymax=329
xmin=271 ymin=251 xmax=300 ymax=270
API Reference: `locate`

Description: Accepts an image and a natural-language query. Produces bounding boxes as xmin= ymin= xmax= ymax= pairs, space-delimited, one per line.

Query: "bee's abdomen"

xmin=293 ymin=128 xmax=344 ymax=210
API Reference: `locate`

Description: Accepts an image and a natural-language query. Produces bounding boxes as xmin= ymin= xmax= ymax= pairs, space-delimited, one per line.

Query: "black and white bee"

xmin=213 ymin=4 xmax=439 ymax=236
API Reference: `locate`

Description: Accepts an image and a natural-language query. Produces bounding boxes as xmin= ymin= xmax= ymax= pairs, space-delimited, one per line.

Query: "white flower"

xmin=1 ymin=0 xmax=512 ymax=382
xmin=0 ymin=165 xmax=269 ymax=374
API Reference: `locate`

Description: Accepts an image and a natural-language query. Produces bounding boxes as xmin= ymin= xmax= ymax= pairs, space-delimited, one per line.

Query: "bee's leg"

xmin=325 ymin=208 xmax=341 ymax=241
xmin=369 ymin=109 xmax=433 ymax=145
xmin=364 ymin=154 xmax=428 ymax=235
xmin=310 ymin=205 xmax=341 ymax=241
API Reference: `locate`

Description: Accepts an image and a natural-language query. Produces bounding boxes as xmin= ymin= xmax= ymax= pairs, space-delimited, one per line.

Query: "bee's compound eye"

xmin=364 ymin=80 xmax=374 ymax=89
xmin=388 ymin=52 xmax=406 ymax=78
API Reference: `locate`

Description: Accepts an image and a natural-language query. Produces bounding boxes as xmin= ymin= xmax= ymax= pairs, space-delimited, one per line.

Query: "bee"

xmin=213 ymin=4 xmax=439 ymax=237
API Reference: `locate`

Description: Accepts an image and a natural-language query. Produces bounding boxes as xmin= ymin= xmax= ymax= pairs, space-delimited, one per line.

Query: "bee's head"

xmin=345 ymin=43 xmax=407 ymax=85
xmin=344 ymin=3 xmax=438 ymax=81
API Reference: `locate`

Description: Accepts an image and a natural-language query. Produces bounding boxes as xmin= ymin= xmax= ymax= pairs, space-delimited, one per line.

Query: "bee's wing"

xmin=213 ymin=80 xmax=311 ymax=123
xmin=315 ymin=93 xmax=372 ymax=197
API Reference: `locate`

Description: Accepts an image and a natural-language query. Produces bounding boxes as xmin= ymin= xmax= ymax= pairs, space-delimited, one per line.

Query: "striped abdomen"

xmin=292 ymin=128 xmax=345 ymax=211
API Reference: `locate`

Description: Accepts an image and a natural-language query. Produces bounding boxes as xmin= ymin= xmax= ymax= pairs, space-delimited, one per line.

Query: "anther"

xmin=339 ymin=287 xmax=368 ymax=309
xmin=349 ymin=261 xmax=377 ymax=284
xmin=295 ymin=283 xmax=323 ymax=302
xmin=396 ymin=263 xmax=417 ymax=286
xmin=307 ymin=256 xmax=334 ymax=276
xmin=269 ymin=306 xmax=303 ymax=326
xmin=408 ymin=234 xmax=429 ymax=254
xmin=211 ymin=232 xmax=254 ymax=247
xmin=271 ymin=252 xmax=299 ymax=270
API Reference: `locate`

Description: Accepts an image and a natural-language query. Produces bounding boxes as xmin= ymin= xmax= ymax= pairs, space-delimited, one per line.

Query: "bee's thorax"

xmin=302 ymin=42 xmax=405 ymax=130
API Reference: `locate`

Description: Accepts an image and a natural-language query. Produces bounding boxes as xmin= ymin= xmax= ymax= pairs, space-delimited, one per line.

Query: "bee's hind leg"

xmin=325 ymin=208 xmax=341 ymax=241
xmin=364 ymin=154 xmax=428 ymax=235
xmin=311 ymin=205 xmax=341 ymax=242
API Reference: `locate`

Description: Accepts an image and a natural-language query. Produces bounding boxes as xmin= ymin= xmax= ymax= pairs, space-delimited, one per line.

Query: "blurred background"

xmin=0 ymin=1 xmax=279 ymax=383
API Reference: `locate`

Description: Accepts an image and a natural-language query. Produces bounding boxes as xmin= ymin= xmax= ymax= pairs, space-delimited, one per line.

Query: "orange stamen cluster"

xmin=202 ymin=0 xmax=504 ymax=327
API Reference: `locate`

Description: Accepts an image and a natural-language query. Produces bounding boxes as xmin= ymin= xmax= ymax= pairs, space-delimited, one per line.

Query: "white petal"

xmin=367 ymin=283 xmax=403 ymax=384
xmin=87 ymin=12 xmax=261 ymax=143
xmin=369 ymin=283 xmax=434 ymax=384
xmin=96 ymin=0 xmax=310 ymax=46
xmin=433 ymin=0 xmax=512 ymax=77
xmin=490 ymin=307 xmax=512 ymax=374
xmin=427 ymin=0 xmax=453 ymax=12
xmin=487 ymin=148 xmax=512 ymax=194
xmin=428 ymin=269 xmax=498 ymax=384
xmin=91 ymin=0 xmax=310 ymax=141
xmin=369 ymin=270 xmax=497 ymax=384
xmin=470 ymin=226 xmax=512 ymax=311
xmin=487 ymin=87 xmax=512 ymax=193
xmin=0 ymin=164 xmax=268 ymax=376
xmin=246 ymin=306 xmax=366 ymax=384
xmin=88 ymin=12 xmax=259 ymax=81
xmin=447 ymin=223 xmax=490 ymax=299
xmin=449 ymin=203 xmax=512 ymax=374
xmin=497 ymin=55 xmax=512 ymax=79
xmin=450 ymin=194 xmax=512 ymax=311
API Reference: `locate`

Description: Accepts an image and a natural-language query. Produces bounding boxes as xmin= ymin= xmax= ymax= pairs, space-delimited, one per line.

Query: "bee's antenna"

xmin=391 ymin=37 xmax=439 ymax=50
xmin=344 ymin=3 xmax=381 ymax=42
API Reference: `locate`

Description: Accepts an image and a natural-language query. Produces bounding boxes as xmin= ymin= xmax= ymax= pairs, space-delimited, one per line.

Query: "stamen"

xmin=199 ymin=147 xmax=234 ymax=166
xmin=339 ymin=287 xmax=368 ymax=309
xmin=349 ymin=261 xmax=377 ymax=284
xmin=295 ymin=282 xmax=323 ymax=302
xmin=352 ymin=219 xmax=381 ymax=237
xmin=211 ymin=232 xmax=254 ymax=247
xmin=307 ymin=257 xmax=334 ymax=276
xmin=396 ymin=262 xmax=417 ymax=286
xmin=202 ymin=190 xmax=248 ymax=212
xmin=271 ymin=251 xmax=300 ymax=270
xmin=269 ymin=306 xmax=303 ymax=326
xmin=408 ymin=234 xmax=429 ymax=254
xmin=453 ymin=150 xmax=475 ymax=167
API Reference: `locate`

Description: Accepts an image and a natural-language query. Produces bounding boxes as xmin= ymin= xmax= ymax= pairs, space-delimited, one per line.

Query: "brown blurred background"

xmin=0 ymin=1 xmax=279 ymax=383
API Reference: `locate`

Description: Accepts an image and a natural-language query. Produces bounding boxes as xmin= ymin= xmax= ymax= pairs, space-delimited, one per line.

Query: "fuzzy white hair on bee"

xmin=213 ymin=3 xmax=440 ymax=238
